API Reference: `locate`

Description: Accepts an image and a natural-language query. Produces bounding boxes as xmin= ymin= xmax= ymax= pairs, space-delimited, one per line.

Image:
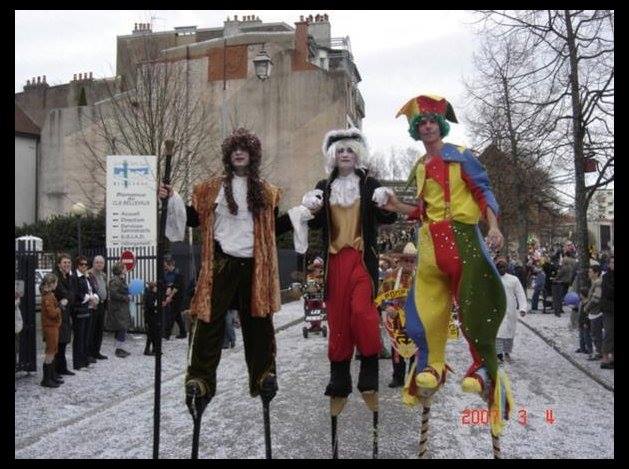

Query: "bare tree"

xmin=474 ymin=10 xmax=614 ymax=286
xmin=75 ymin=36 xmax=221 ymax=210
xmin=464 ymin=28 xmax=570 ymax=261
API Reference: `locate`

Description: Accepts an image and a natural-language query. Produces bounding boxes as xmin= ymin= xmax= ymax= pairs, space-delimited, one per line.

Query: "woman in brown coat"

xmin=40 ymin=273 xmax=63 ymax=388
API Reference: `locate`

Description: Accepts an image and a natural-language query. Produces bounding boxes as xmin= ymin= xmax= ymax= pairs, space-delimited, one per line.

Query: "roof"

xmin=15 ymin=104 xmax=40 ymax=137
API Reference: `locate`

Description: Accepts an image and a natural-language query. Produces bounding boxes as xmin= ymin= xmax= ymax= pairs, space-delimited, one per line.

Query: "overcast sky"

xmin=15 ymin=10 xmax=482 ymax=157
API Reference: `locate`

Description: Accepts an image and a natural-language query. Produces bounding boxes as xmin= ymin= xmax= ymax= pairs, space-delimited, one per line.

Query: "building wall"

xmin=15 ymin=135 xmax=38 ymax=227
xmin=24 ymin=21 xmax=362 ymax=220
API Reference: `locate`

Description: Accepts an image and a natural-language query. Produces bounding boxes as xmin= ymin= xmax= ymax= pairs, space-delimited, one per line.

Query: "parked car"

xmin=35 ymin=268 xmax=52 ymax=311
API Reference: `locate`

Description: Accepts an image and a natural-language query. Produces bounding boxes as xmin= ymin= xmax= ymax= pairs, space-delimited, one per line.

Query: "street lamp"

xmin=71 ymin=202 xmax=88 ymax=256
xmin=253 ymin=46 xmax=273 ymax=81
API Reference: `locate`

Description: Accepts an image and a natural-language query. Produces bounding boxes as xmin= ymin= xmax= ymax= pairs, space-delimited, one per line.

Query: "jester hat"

xmin=396 ymin=94 xmax=458 ymax=140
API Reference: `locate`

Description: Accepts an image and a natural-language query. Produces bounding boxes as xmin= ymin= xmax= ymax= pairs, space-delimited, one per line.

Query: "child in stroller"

xmin=301 ymin=257 xmax=327 ymax=338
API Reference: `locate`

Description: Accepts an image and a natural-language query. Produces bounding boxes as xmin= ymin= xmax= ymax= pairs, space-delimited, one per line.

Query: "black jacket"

xmin=70 ymin=272 xmax=92 ymax=319
xmin=308 ymin=169 xmax=397 ymax=299
xmin=600 ymin=270 xmax=614 ymax=315
xmin=53 ymin=268 xmax=74 ymax=344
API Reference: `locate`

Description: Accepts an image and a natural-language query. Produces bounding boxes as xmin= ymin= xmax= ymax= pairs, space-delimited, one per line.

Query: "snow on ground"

xmin=15 ymin=299 xmax=613 ymax=459
xmin=519 ymin=306 xmax=613 ymax=390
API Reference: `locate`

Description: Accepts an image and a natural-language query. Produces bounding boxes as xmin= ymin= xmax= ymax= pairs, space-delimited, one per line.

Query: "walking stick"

xmin=153 ymin=139 xmax=175 ymax=459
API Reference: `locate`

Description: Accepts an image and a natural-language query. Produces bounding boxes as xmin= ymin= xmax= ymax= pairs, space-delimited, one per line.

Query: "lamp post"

xmin=71 ymin=202 xmax=88 ymax=256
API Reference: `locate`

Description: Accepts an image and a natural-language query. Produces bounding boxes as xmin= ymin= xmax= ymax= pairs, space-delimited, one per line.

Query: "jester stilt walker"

xmin=290 ymin=128 xmax=397 ymax=458
xmin=382 ymin=95 xmax=514 ymax=458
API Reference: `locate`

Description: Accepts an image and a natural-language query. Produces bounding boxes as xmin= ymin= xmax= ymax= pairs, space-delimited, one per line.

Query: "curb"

xmin=518 ymin=319 xmax=613 ymax=393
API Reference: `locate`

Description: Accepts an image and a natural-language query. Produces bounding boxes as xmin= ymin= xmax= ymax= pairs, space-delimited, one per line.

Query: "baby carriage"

xmin=300 ymin=279 xmax=327 ymax=339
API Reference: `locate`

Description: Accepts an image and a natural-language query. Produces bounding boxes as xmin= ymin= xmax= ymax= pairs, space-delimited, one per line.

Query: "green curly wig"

xmin=408 ymin=113 xmax=450 ymax=140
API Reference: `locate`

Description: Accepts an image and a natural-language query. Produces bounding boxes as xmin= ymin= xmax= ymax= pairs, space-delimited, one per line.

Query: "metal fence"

xmin=104 ymin=245 xmax=157 ymax=333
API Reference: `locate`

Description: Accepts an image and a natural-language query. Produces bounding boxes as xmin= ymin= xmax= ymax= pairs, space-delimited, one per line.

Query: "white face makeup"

xmin=335 ymin=146 xmax=357 ymax=172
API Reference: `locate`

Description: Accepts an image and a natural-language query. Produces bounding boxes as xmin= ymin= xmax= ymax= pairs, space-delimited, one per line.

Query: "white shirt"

xmin=497 ymin=273 xmax=528 ymax=339
xmin=213 ymin=175 xmax=254 ymax=258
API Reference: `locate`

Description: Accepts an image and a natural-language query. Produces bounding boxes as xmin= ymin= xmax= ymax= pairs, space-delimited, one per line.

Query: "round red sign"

xmin=120 ymin=250 xmax=135 ymax=271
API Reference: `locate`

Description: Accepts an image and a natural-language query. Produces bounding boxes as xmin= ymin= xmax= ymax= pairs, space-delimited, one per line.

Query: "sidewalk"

xmin=521 ymin=293 xmax=613 ymax=391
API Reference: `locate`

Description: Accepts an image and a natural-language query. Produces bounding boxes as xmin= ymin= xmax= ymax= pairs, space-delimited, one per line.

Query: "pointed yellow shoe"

xmin=415 ymin=368 xmax=441 ymax=389
xmin=461 ymin=376 xmax=482 ymax=394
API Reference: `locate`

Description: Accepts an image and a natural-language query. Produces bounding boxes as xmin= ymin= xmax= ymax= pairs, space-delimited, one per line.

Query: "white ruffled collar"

xmin=330 ymin=173 xmax=360 ymax=207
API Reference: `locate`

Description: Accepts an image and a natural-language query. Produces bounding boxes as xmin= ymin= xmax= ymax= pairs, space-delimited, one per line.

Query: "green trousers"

xmin=185 ymin=247 xmax=277 ymax=399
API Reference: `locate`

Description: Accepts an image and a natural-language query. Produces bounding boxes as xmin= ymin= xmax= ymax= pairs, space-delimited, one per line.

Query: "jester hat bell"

xmin=396 ymin=94 xmax=458 ymax=124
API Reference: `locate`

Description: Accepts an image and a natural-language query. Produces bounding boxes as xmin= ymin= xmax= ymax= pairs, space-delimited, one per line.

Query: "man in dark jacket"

xmin=552 ymin=247 xmax=577 ymax=317
xmin=291 ymin=128 xmax=397 ymax=418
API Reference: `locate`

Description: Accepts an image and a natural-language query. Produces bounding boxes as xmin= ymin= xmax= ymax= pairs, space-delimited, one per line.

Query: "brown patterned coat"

xmin=188 ymin=177 xmax=283 ymax=323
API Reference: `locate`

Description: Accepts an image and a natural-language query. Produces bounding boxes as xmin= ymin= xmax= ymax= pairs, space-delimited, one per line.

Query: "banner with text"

xmin=106 ymin=155 xmax=157 ymax=249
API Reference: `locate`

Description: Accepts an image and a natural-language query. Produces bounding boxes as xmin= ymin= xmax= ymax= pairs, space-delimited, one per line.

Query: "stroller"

xmin=300 ymin=279 xmax=327 ymax=338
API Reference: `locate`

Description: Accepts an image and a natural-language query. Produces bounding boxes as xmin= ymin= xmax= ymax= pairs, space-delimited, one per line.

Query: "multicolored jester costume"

xmin=396 ymin=95 xmax=514 ymax=458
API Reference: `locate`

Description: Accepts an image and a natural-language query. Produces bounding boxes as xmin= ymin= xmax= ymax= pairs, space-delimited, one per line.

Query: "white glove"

xmin=166 ymin=191 xmax=187 ymax=242
xmin=60 ymin=298 xmax=68 ymax=307
xmin=372 ymin=186 xmax=394 ymax=208
xmin=301 ymin=189 xmax=324 ymax=211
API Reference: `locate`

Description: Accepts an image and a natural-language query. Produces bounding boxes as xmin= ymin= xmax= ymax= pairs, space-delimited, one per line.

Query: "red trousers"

xmin=326 ymin=247 xmax=382 ymax=361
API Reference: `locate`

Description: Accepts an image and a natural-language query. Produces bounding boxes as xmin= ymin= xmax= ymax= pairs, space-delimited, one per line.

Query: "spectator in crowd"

xmin=600 ymin=256 xmax=614 ymax=369
xmin=106 ymin=262 xmax=132 ymax=358
xmin=71 ymin=255 xmax=99 ymax=370
xmin=552 ymin=247 xmax=577 ymax=317
xmin=53 ymin=253 xmax=75 ymax=376
xmin=88 ymin=255 xmax=108 ymax=360
xmin=530 ymin=264 xmax=546 ymax=313
xmin=495 ymin=257 xmax=528 ymax=363
xmin=576 ymin=285 xmax=592 ymax=355
xmin=542 ymin=255 xmax=556 ymax=314
xmin=582 ymin=265 xmax=603 ymax=361
xmin=163 ymin=256 xmax=186 ymax=340
xmin=143 ymin=282 xmax=158 ymax=356
xmin=40 ymin=273 xmax=63 ymax=388
xmin=15 ymin=283 xmax=23 ymax=375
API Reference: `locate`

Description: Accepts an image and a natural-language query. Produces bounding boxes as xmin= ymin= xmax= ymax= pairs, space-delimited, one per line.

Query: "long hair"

xmin=221 ymin=128 xmax=267 ymax=217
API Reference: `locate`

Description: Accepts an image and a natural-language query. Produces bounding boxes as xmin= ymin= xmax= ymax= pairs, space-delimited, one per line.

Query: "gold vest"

xmin=188 ymin=177 xmax=282 ymax=323
xmin=329 ymin=201 xmax=363 ymax=254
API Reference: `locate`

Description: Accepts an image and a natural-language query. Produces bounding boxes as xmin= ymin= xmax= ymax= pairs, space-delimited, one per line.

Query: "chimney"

xmin=43 ymin=75 xmax=46 ymax=84
xmin=293 ymin=18 xmax=316 ymax=71
xmin=26 ymin=79 xmax=30 ymax=86
xmin=73 ymin=74 xmax=77 ymax=81
xmin=36 ymin=76 xmax=41 ymax=84
xmin=308 ymin=13 xmax=331 ymax=48
xmin=89 ymin=72 xmax=93 ymax=79
xmin=234 ymin=15 xmax=238 ymax=21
